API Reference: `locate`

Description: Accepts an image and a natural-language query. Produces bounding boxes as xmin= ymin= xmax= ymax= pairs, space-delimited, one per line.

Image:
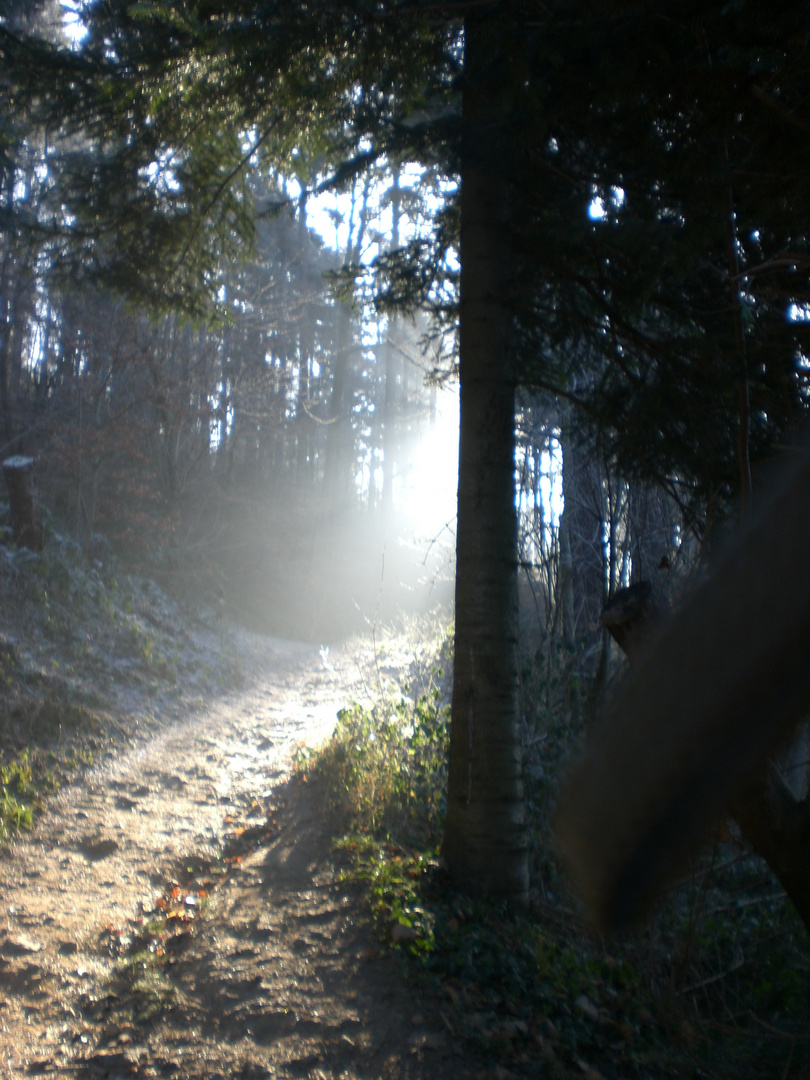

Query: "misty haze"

xmin=1 ymin=4 xmax=809 ymax=1080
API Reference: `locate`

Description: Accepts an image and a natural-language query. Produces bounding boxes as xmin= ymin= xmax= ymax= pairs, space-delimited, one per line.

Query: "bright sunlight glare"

xmin=60 ymin=0 xmax=88 ymax=44
xmin=398 ymin=385 xmax=459 ymax=543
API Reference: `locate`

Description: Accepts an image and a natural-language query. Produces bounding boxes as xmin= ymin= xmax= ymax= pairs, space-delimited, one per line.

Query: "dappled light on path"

xmin=0 ymin=633 xmax=466 ymax=1079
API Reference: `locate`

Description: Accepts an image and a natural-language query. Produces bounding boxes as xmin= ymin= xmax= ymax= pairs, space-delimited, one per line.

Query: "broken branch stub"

xmin=555 ymin=448 xmax=810 ymax=935
xmin=600 ymin=581 xmax=661 ymax=659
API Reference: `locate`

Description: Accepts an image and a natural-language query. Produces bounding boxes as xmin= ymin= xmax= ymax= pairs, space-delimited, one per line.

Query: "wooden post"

xmin=2 ymin=456 xmax=44 ymax=552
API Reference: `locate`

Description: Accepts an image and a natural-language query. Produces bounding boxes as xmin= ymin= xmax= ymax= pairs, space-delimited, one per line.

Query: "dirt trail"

xmin=0 ymin=634 xmax=470 ymax=1079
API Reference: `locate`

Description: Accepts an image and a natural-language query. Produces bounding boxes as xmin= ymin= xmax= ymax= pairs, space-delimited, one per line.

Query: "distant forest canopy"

xmin=5 ymin=0 xmax=810 ymax=915
xmin=1 ymin=0 xmax=809 ymax=664
xmin=0 ymin=4 xmax=463 ymax=638
xmin=0 ymin=160 xmax=462 ymax=637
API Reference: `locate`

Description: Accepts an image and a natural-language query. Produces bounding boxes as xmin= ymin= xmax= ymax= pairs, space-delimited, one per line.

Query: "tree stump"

xmin=2 ymin=456 xmax=44 ymax=552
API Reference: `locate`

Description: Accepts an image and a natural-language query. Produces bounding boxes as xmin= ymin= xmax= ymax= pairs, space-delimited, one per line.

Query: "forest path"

xmin=0 ymin=633 xmax=467 ymax=1080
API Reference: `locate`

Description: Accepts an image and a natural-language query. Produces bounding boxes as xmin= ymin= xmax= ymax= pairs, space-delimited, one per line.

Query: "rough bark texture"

xmin=559 ymin=416 xmax=607 ymax=647
xmin=3 ymin=455 xmax=43 ymax=551
xmin=443 ymin=8 xmax=528 ymax=909
xmin=556 ymin=448 xmax=810 ymax=934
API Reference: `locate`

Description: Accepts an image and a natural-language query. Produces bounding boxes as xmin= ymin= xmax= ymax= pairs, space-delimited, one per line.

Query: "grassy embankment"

xmin=0 ymin=530 xmax=242 ymax=842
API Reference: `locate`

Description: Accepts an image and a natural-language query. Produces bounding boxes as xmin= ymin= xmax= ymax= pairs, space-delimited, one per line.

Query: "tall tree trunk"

xmin=0 ymin=250 xmax=19 ymax=452
xmin=296 ymin=191 xmax=314 ymax=482
xmin=381 ymin=163 xmax=403 ymax=512
xmin=324 ymin=173 xmax=370 ymax=510
xmin=560 ymin=415 xmax=606 ymax=639
xmin=323 ymin=301 xmax=354 ymax=508
xmin=444 ymin=7 xmax=528 ymax=909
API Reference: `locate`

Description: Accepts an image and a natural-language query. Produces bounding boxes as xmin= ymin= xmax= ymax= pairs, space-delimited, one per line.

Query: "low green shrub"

xmin=300 ymin=683 xmax=449 ymax=849
xmin=0 ymin=750 xmax=50 ymax=839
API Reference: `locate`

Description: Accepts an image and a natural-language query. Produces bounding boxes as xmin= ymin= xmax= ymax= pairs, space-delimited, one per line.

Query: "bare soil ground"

xmin=0 ymin=614 xmax=473 ymax=1079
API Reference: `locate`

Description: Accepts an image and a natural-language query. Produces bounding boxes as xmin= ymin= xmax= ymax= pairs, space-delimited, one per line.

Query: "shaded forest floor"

xmin=0 ymin=538 xmax=471 ymax=1079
